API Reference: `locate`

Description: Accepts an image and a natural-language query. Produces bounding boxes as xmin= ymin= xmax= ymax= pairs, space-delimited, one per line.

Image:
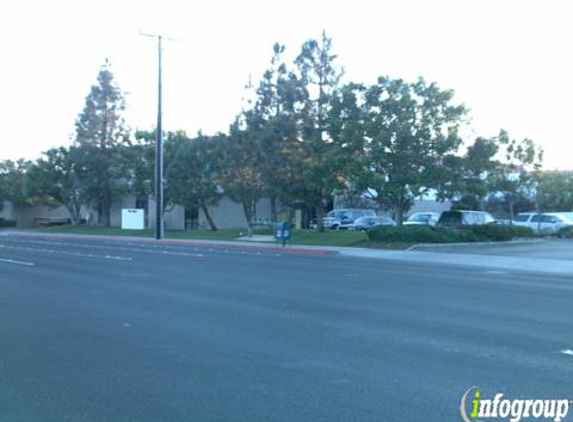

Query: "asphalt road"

xmin=2 ymin=233 xmax=573 ymax=422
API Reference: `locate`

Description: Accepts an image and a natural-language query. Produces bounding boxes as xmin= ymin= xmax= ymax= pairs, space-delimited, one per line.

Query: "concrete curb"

xmin=406 ymin=238 xmax=545 ymax=251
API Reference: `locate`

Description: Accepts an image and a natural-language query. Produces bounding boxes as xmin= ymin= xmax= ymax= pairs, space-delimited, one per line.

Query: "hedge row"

xmin=557 ymin=227 xmax=573 ymax=239
xmin=0 ymin=218 xmax=16 ymax=228
xmin=367 ymin=224 xmax=536 ymax=244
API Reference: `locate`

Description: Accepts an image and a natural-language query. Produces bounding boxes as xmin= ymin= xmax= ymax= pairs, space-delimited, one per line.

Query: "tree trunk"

xmin=394 ymin=204 xmax=404 ymax=226
xmin=508 ymin=198 xmax=515 ymax=224
xmin=201 ymin=205 xmax=217 ymax=231
xmin=17 ymin=207 xmax=24 ymax=228
xmin=242 ymin=201 xmax=253 ymax=229
xmin=101 ymin=189 xmax=112 ymax=227
xmin=270 ymin=195 xmax=278 ymax=222
xmin=316 ymin=203 xmax=325 ymax=232
xmin=68 ymin=204 xmax=80 ymax=225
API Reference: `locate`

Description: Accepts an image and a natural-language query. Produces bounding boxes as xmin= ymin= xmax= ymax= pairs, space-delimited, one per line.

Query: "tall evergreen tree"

xmin=295 ymin=31 xmax=344 ymax=231
xmin=74 ymin=60 xmax=128 ymax=226
xmin=251 ymin=43 xmax=305 ymax=221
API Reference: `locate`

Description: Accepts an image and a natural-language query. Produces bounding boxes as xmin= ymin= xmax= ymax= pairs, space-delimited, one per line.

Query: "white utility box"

xmin=121 ymin=209 xmax=145 ymax=230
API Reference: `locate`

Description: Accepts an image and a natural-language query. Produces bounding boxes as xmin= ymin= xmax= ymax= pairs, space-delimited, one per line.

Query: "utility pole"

xmin=141 ymin=33 xmax=178 ymax=239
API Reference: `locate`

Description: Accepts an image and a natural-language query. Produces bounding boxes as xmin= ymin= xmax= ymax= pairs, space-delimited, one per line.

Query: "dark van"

xmin=437 ymin=210 xmax=495 ymax=227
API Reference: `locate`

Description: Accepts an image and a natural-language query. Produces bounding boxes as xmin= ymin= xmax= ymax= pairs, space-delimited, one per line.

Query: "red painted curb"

xmin=13 ymin=232 xmax=336 ymax=256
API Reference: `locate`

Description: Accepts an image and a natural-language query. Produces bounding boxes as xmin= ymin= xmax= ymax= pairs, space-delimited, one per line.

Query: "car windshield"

xmin=514 ymin=214 xmax=530 ymax=222
xmin=438 ymin=212 xmax=461 ymax=224
xmin=409 ymin=214 xmax=431 ymax=222
xmin=326 ymin=210 xmax=344 ymax=218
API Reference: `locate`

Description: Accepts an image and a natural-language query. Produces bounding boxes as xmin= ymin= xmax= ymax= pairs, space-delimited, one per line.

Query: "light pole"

xmin=142 ymin=33 xmax=177 ymax=239
xmin=155 ymin=35 xmax=164 ymax=240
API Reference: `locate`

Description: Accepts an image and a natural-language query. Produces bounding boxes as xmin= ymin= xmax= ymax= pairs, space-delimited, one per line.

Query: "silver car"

xmin=323 ymin=209 xmax=376 ymax=230
xmin=403 ymin=212 xmax=440 ymax=226
xmin=343 ymin=216 xmax=396 ymax=231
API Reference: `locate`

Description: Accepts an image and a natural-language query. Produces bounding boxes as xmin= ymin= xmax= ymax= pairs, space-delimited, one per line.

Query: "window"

xmin=514 ymin=214 xmax=530 ymax=222
xmin=541 ymin=215 xmax=557 ymax=223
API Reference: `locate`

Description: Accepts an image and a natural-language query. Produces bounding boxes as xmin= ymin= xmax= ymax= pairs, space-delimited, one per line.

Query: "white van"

xmin=514 ymin=212 xmax=573 ymax=233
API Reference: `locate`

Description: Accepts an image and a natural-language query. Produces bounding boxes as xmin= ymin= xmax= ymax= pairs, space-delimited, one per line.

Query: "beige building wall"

xmin=147 ymin=197 xmax=185 ymax=231
xmin=3 ymin=195 xmax=279 ymax=230
xmin=198 ymin=197 xmax=275 ymax=229
xmin=0 ymin=200 xmax=15 ymax=221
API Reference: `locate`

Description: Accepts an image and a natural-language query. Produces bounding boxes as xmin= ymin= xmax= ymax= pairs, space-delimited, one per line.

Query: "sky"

xmin=1 ymin=0 xmax=571 ymax=169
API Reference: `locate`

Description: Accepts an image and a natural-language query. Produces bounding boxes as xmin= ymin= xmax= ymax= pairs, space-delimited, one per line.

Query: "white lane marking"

xmin=123 ymin=323 xmax=131 ymax=328
xmin=6 ymin=237 xmax=284 ymax=258
xmin=485 ymin=270 xmax=509 ymax=274
xmin=0 ymin=258 xmax=35 ymax=266
xmin=561 ymin=349 xmax=573 ymax=356
xmin=1 ymin=239 xmax=202 ymax=258
xmin=0 ymin=244 xmax=132 ymax=261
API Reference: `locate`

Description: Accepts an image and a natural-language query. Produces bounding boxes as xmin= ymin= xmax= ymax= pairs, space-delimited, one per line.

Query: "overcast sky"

xmin=1 ymin=0 xmax=571 ymax=169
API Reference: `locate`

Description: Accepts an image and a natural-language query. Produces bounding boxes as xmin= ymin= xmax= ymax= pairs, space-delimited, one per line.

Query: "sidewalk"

xmin=337 ymin=247 xmax=573 ymax=276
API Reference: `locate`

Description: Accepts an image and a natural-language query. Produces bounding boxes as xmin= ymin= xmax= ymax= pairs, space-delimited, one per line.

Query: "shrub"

xmin=557 ymin=226 xmax=573 ymax=239
xmin=0 ymin=218 xmax=16 ymax=228
xmin=367 ymin=225 xmax=479 ymax=244
xmin=367 ymin=224 xmax=535 ymax=244
xmin=467 ymin=224 xmax=536 ymax=241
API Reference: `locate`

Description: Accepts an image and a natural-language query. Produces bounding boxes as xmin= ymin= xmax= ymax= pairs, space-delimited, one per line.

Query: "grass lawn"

xmin=29 ymin=225 xmax=386 ymax=247
xmin=32 ymin=225 xmax=261 ymax=241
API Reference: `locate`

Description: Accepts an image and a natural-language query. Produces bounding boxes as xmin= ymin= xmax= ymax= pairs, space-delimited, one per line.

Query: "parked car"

xmin=323 ymin=209 xmax=376 ymax=230
xmin=343 ymin=216 xmax=396 ymax=231
xmin=514 ymin=212 xmax=573 ymax=233
xmin=403 ymin=212 xmax=440 ymax=226
xmin=436 ymin=210 xmax=496 ymax=227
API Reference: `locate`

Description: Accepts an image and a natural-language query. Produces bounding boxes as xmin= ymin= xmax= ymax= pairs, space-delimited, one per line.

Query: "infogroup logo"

xmin=460 ymin=386 xmax=572 ymax=422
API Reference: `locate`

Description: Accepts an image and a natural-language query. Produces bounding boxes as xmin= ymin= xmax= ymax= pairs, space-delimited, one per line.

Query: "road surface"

xmin=1 ymin=233 xmax=573 ymax=421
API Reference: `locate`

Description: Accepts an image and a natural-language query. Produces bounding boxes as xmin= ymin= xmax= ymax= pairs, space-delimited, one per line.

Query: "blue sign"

xmin=275 ymin=221 xmax=291 ymax=245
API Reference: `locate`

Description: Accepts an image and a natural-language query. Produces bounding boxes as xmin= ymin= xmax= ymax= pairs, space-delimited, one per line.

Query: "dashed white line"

xmin=0 ymin=244 xmax=132 ymax=261
xmin=0 ymin=258 xmax=35 ymax=266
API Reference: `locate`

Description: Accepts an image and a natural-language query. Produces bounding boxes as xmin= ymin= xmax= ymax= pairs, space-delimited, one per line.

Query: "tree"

xmin=357 ymin=77 xmax=466 ymax=224
xmin=250 ymin=43 xmax=306 ymax=221
xmin=34 ymin=147 xmax=87 ymax=225
xmin=488 ymin=130 xmax=543 ymax=221
xmin=74 ymin=60 xmax=128 ymax=226
xmin=123 ymin=130 xmax=188 ymax=212
xmin=294 ymin=31 xmax=344 ymax=231
xmin=219 ymin=119 xmax=265 ymax=228
xmin=439 ymin=136 xmax=500 ymax=210
xmin=0 ymin=159 xmax=39 ymax=227
xmin=535 ymin=170 xmax=573 ymax=212
xmin=167 ymin=133 xmax=223 ymax=231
